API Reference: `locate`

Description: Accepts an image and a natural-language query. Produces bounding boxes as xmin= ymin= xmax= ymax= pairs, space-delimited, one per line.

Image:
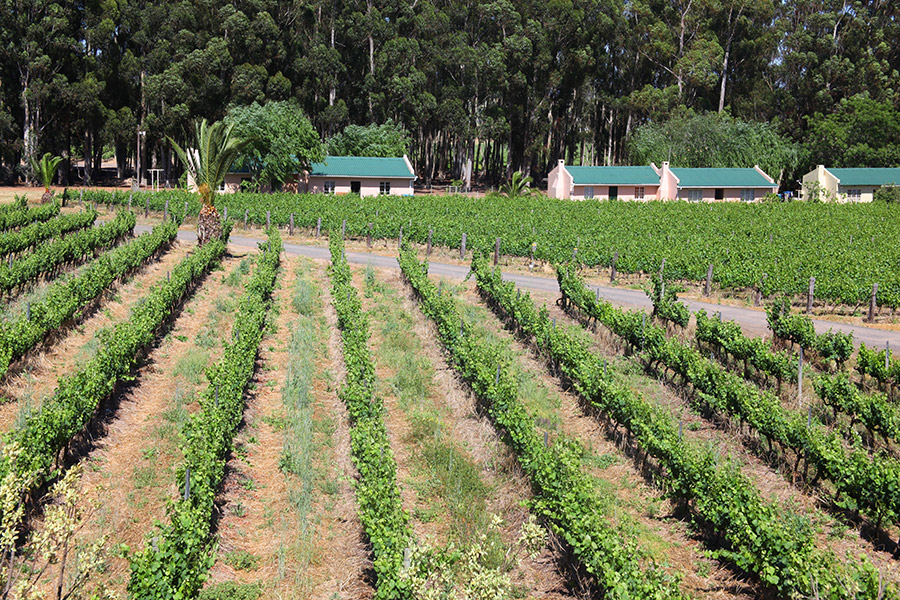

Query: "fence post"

xmin=244 ymin=209 xmax=248 ymax=229
xmin=611 ymin=251 xmax=618 ymax=281
xmin=223 ymin=206 xmax=228 ymax=222
xmin=341 ymin=219 xmax=346 ymax=239
xmin=163 ymin=199 xmax=168 ymax=220
xmin=867 ymin=283 xmax=878 ymax=322
xmin=460 ymin=233 xmax=467 ymax=260
xmin=79 ymin=189 xmax=84 ymax=206
xmin=797 ymin=346 xmax=804 ymax=409
xmin=145 ymin=198 xmax=149 ymax=218
xmin=128 ymin=193 xmax=132 ymax=210
xmin=530 ymin=242 xmax=536 ymax=271
xmin=266 ymin=210 xmax=271 ymax=230
xmin=398 ymin=226 xmax=403 ymax=248
xmin=755 ymin=273 xmax=767 ymax=306
xmin=806 ymin=276 xmax=815 ymax=314
xmin=494 ymin=237 xmax=500 ymax=266
xmin=427 ymin=228 xmax=433 ymax=255
xmin=184 ymin=201 xmax=188 ymax=220
xmin=658 ymin=258 xmax=666 ymax=302
xmin=367 ymin=223 xmax=373 ymax=248
xmin=289 ymin=213 xmax=294 ymax=236
xmin=316 ymin=217 xmax=321 ymax=238
xmin=704 ymin=264 xmax=713 ymax=297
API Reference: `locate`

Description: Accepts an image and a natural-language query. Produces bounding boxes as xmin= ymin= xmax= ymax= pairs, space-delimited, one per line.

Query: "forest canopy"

xmin=0 ymin=0 xmax=898 ymax=188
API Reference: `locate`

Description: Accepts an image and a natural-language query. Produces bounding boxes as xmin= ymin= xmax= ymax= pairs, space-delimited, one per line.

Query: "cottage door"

xmin=351 ymin=181 xmax=361 ymax=194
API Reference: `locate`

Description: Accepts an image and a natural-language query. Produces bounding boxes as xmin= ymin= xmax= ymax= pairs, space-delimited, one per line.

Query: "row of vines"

xmin=129 ymin=229 xmax=281 ymax=599
xmin=398 ymin=245 xmax=685 ymax=598
xmin=83 ymin=189 xmax=900 ymax=307
xmin=473 ymin=255 xmax=891 ymax=599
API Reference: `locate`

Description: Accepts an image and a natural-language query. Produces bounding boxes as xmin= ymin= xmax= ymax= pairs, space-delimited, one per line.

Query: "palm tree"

xmin=499 ymin=171 xmax=536 ymax=199
xmin=30 ymin=153 xmax=63 ymax=204
xmin=170 ymin=119 xmax=251 ymax=245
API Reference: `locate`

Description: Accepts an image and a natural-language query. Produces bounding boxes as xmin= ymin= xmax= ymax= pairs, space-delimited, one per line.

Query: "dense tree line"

xmin=0 ymin=0 xmax=898 ymax=189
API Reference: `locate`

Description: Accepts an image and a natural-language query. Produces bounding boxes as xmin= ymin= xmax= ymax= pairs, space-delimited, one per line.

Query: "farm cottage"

xmin=301 ymin=155 xmax=417 ymax=196
xmin=801 ymin=166 xmax=900 ymax=202
xmin=208 ymin=155 xmax=417 ymax=196
xmin=547 ymin=160 xmax=778 ymax=201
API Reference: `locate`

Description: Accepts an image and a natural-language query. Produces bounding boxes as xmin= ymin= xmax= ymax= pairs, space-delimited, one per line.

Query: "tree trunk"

xmin=93 ymin=131 xmax=103 ymax=176
xmin=22 ymin=73 xmax=37 ymax=184
xmin=84 ymin=129 xmax=93 ymax=185
xmin=197 ymin=203 xmax=221 ymax=246
xmin=718 ymin=46 xmax=730 ymax=112
xmin=367 ymin=0 xmax=375 ymax=118
xmin=677 ymin=0 xmax=693 ymax=99
xmin=116 ymin=141 xmax=127 ymax=179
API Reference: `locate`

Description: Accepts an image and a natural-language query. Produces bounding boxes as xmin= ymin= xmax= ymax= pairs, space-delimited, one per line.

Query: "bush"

xmin=198 ymin=582 xmax=262 ymax=600
xmin=874 ymin=185 xmax=900 ymax=203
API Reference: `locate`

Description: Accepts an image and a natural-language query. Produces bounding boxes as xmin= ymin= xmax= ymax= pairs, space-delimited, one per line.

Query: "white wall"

xmin=801 ymin=165 xmax=839 ymax=201
xmin=836 ymin=185 xmax=879 ymax=203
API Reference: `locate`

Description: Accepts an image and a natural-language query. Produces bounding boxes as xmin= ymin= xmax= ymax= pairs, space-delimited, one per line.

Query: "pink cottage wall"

xmin=675 ymin=188 xmax=776 ymax=202
xmin=303 ymin=176 xmax=415 ymax=196
xmin=547 ymin=160 xmax=572 ymax=199
xmin=570 ymin=185 xmax=659 ymax=201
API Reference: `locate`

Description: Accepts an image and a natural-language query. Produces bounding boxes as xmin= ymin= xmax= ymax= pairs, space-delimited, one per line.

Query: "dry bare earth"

xmin=19 ymin=252 xmax=250 ymax=597
xmin=0 ymin=241 xmax=192 ymax=432
xmin=525 ymin=286 xmax=900 ymax=587
xmin=206 ymin=257 xmax=373 ymax=600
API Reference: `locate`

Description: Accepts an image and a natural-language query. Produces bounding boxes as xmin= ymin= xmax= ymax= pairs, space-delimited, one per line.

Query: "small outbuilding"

xmin=547 ymin=160 xmax=661 ymax=200
xmin=301 ymin=155 xmax=417 ymax=196
xmin=661 ymin=163 xmax=778 ymax=202
xmin=801 ymin=165 xmax=900 ymax=202
xmin=547 ymin=160 xmax=778 ymax=201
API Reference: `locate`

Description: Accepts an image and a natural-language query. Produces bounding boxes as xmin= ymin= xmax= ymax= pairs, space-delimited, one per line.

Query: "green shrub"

xmin=223 ymin=550 xmax=259 ymax=571
xmin=874 ymin=185 xmax=900 ymax=203
xmin=198 ymin=582 xmax=262 ymax=600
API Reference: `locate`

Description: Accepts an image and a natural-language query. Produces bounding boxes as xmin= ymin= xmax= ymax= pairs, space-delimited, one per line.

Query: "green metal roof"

xmin=309 ymin=156 xmax=415 ymax=178
xmin=566 ymin=166 xmax=660 ymax=185
xmin=670 ymin=167 xmax=775 ymax=188
xmin=827 ymin=168 xmax=900 ymax=186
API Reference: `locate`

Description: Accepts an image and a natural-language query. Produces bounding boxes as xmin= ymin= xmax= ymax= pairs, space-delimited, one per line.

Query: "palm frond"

xmin=170 ymin=119 xmax=253 ymax=205
xmin=30 ymin=153 xmax=63 ymax=190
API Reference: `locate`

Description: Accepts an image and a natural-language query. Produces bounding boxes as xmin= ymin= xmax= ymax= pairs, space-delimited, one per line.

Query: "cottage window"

xmin=608 ymin=186 xmax=618 ymax=200
xmin=848 ymin=189 xmax=861 ymax=201
xmin=584 ymin=186 xmax=594 ymax=199
xmin=741 ymin=189 xmax=755 ymax=202
xmin=635 ymin=187 xmax=645 ymax=200
xmin=380 ymin=181 xmax=391 ymax=195
xmin=323 ymin=181 xmax=336 ymax=194
xmin=684 ymin=189 xmax=703 ymax=202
